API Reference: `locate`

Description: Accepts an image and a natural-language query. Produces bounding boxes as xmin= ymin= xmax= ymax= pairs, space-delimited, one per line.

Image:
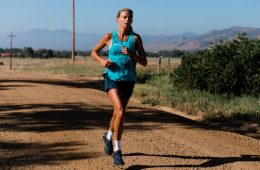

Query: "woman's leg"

xmin=108 ymin=111 xmax=116 ymax=132
xmin=107 ymin=88 xmax=131 ymax=166
xmin=108 ymin=98 xmax=130 ymax=131
xmin=107 ymin=88 xmax=125 ymax=141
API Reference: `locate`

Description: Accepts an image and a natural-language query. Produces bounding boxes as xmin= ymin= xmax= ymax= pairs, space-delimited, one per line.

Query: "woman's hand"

xmin=122 ymin=46 xmax=132 ymax=56
xmin=100 ymin=59 xmax=113 ymax=68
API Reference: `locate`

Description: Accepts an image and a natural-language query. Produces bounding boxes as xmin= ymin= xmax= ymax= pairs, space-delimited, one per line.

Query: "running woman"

xmin=91 ymin=8 xmax=147 ymax=166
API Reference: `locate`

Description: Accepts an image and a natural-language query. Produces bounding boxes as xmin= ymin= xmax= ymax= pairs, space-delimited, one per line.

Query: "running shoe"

xmin=113 ymin=150 xmax=124 ymax=166
xmin=103 ymin=132 xmax=113 ymax=155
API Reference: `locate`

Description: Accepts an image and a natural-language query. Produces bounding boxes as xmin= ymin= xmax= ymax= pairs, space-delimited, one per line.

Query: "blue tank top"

xmin=103 ymin=31 xmax=137 ymax=81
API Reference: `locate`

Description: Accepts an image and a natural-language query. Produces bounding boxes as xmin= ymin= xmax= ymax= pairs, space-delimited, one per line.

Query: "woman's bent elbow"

xmin=142 ymin=60 xmax=148 ymax=66
xmin=140 ymin=61 xmax=147 ymax=66
xmin=90 ymin=50 xmax=96 ymax=58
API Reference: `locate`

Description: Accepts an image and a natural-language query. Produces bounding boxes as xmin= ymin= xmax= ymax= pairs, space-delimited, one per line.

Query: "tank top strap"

xmin=129 ymin=31 xmax=135 ymax=42
xmin=130 ymin=30 xmax=135 ymax=36
xmin=112 ymin=31 xmax=118 ymax=40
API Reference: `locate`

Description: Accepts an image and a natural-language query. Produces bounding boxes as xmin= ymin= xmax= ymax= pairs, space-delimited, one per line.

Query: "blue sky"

xmin=0 ymin=0 xmax=260 ymax=37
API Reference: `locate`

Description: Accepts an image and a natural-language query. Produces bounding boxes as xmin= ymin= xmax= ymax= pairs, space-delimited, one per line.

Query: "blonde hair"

xmin=117 ymin=8 xmax=133 ymax=18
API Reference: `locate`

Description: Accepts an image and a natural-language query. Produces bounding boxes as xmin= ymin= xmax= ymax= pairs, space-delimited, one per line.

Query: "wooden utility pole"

xmin=71 ymin=0 xmax=75 ymax=63
xmin=8 ymin=32 xmax=16 ymax=70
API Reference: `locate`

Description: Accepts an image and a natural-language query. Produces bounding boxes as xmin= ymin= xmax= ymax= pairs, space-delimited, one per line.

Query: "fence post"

xmin=157 ymin=56 xmax=163 ymax=97
xmin=168 ymin=56 xmax=171 ymax=68
xmin=158 ymin=56 xmax=163 ymax=74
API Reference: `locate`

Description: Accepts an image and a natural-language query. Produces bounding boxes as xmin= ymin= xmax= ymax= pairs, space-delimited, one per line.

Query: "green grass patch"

xmin=134 ymin=61 xmax=260 ymax=123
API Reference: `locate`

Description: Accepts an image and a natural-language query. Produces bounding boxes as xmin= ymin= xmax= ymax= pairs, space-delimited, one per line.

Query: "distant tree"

xmin=35 ymin=49 xmax=54 ymax=58
xmin=47 ymin=49 xmax=54 ymax=58
xmin=158 ymin=50 xmax=184 ymax=57
xmin=77 ymin=50 xmax=91 ymax=56
xmin=16 ymin=52 xmax=24 ymax=58
xmin=11 ymin=48 xmax=22 ymax=53
xmin=36 ymin=49 xmax=47 ymax=58
xmin=0 ymin=48 xmax=4 ymax=53
xmin=145 ymin=51 xmax=159 ymax=57
xmin=23 ymin=47 xmax=34 ymax=57
xmin=53 ymin=50 xmax=71 ymax=58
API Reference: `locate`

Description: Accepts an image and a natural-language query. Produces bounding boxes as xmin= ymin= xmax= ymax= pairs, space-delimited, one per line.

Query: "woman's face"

xmin=117 ymin=11 xmax=133 ymax=29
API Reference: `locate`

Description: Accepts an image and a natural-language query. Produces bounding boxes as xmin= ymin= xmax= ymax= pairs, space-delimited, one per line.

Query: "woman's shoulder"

xmin=133 ymin=32 xmax=143 ymax=42
xmin=103 ymin=33 xmax=113 ymax=40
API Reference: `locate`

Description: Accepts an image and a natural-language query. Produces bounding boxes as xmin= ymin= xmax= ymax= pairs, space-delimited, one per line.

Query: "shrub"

xmin=173 ymin=33 xmax=260 ymax=96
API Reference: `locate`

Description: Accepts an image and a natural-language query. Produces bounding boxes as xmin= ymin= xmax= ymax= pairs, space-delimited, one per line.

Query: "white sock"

xmin=106 ymin=130 xmax=113 ymax=141
xmin=114 ymin=140 xmax=121 ymax=152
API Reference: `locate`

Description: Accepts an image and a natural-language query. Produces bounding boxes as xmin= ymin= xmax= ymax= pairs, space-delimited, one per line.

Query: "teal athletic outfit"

xmin=103 ymin=31 xmax=137 ymax=99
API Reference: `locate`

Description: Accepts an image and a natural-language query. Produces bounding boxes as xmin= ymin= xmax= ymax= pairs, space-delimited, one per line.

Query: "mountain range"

xmin=144 ymin=26 xmax=260 ymax=52
xmin=1 ymin=26 xmax=260 ymax=52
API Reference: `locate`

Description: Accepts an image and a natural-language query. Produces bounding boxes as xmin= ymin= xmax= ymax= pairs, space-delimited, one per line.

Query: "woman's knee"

xmin=114 ymin=107 xmax=125 ymax=119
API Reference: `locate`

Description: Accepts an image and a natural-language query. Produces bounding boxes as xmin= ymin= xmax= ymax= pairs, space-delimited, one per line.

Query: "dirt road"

xmin=1 ymin=70 xmax=259 ymax=170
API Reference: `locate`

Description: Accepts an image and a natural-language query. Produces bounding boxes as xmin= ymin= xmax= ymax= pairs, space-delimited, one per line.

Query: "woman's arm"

xmin=91 ymin=33 xmax=113 ymax=67
xmin=133 ymin=34 xmax=147 ymax=66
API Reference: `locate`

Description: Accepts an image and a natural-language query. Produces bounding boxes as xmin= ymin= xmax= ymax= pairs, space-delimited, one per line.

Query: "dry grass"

xmin=1 ymin=56 xmax=258 ymax=123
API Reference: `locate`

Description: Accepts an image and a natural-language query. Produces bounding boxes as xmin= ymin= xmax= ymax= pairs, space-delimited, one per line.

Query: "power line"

xmin=8 ymin=32 xmax=16 ymax=70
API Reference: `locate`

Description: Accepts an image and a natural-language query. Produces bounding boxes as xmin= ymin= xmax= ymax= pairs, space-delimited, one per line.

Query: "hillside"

xmin=143 ymin=26 xmax=260 ymax=51
xmin=1 ymin=26 xmax=260 ymax=52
